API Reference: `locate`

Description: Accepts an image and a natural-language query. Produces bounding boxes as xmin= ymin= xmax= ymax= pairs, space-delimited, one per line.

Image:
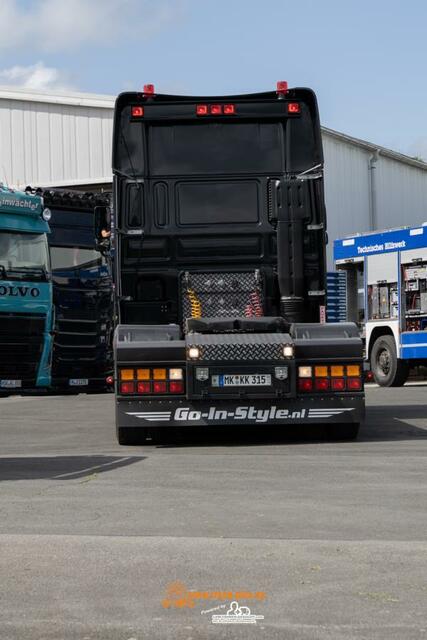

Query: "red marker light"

xmin=210 ymin=104 xmax=222 ymax=115
xmin=331 ymin=378 xmax=345 ymax=391
xmin=106 ymin=375 xmax=114 ymax=386
xmin=276 ymin=80 xmax=288 ymax=94
xmin=298 ymin=378 xmax=313 ymax=393
xmin=120 ymin=382 xmax=135 ymax=394
xmin=196 ymin=104 xmax=208 ymax=116
xmin=314 ymin=378 xmax=330 ymax=391
xmin=137 ymin=381 xmax=151 ymax=394
xmin=170 ymin=381 xmax=184 ymax=394
xmin=287 ymin=102 xmax=301 ymax=114
xmin=131 ymin=106 xmax=144 ymax=118
xmin=153 ymin=381 xmax=167 ymax=394
xmin=143 ymin=84 xmax=155 ymax=95
xmin=223 ymin=104 xmax=235 ymax=115
xmin=347 ymin=377 xmax=362 ymax=391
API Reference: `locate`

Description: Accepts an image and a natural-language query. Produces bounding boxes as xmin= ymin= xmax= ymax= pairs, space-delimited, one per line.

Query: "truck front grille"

xmin=53 ymin=317 xmax=112 ymax=379
xmin=0 ymin=312 xmax=45 ymax=381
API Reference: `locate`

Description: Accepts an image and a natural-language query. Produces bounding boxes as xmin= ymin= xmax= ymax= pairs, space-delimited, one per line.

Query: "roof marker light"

xmin=223 ymin=104 xmax=236 ymax=115
xmin=196 ymin=104 xmax=208 ymax=115
xmin=287 ymin=102 xmax=301 ymax=114
xmin=276 ymin=80 xmax=288 ymax=94
xmin=210 ymin=104 xmax=222 ymax=115
xmin=143 ymin=84 xmax=155 ymax=95
xmin=131 ymin=106 xmax=144 ymax=118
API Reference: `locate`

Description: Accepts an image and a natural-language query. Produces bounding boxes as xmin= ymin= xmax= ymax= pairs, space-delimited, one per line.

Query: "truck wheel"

xmin=327 ymin=423 xmax=360 ymax=440
xmin=370 ymin=335 xmax=409 ymax=387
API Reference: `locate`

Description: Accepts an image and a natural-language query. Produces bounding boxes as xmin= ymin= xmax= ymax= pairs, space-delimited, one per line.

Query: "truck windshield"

xmin=50 ymin=247 xmax=106 ymax=272
xmin=0 ymin=231 xmax=49 ymax=281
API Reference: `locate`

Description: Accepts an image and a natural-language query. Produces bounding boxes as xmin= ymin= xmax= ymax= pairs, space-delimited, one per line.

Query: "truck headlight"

xmin=283 ymin=344 xmax=294 ymax=358
xmin=42 ymin=207 xmax=51 ymax=221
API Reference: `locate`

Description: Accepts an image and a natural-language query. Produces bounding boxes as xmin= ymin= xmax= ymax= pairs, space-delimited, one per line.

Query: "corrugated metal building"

xmin=1 ymin=86 xmax=427 ymax=265
xmin=0 ymin=87 xmax=113 ymax=189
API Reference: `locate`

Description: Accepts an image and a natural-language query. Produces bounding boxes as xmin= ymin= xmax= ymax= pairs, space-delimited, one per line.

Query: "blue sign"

xmin=334 ymin=226 xmax=427 ymax=261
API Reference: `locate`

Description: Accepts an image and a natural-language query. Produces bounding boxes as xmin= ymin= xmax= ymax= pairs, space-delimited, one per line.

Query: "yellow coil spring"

xmin=186 ymin=288 xmax=202 ymax=318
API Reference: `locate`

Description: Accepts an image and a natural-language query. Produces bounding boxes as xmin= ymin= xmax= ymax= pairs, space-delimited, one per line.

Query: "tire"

xmin=370 ymin=335 xmax=409 ymax=387
xmin=327 ymin=423 xmax=360 ymax=441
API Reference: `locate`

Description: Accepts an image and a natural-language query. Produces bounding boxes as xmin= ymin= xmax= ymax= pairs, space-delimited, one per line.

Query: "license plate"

xmin=0 ymin=379 xmax=22 ymax=388
xmin=212 ymin=374 xmax=272 ymax=387
xmin=69 ymin=378 xmax=89 ymax=386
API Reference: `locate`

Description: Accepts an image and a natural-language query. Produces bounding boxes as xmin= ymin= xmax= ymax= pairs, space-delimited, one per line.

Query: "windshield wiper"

xmin=7 ymin=266 xmax=48 ymax=280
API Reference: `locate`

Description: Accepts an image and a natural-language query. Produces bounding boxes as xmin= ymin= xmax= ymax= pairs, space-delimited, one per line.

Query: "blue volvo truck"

xmin=0 ymin=185 xmax=53 ymax=392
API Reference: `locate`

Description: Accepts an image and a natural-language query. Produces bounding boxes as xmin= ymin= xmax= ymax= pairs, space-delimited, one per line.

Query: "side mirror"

xmin=94 ymin=205 xmax=111 ymax=253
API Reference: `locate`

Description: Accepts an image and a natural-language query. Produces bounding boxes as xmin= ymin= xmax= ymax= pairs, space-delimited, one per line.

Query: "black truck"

xmin=42 ymin=190 xmax=114 ymax=391
xmin=106 ymin=82 xmax=365 ymax=444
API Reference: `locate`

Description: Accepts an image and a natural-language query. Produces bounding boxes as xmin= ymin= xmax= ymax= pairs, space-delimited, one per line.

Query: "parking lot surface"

xmin=0 ymin=386 xmax=426 ymax=639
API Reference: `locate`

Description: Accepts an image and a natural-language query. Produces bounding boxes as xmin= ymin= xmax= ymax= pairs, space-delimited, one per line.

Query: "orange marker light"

xmin=120 ymin=369 xmax=134 ymax=380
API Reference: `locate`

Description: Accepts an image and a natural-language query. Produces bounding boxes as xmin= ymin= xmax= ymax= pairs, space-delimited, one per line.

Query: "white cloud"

xmin=0 ymin=62 xmax=72 ymax=91
xmin=0 ymin=0 xmax=182 ymax=51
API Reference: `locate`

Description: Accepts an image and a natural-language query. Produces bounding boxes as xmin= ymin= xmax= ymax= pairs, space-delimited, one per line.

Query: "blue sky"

xmin=1 ymin=0 xmax=426 ymax=158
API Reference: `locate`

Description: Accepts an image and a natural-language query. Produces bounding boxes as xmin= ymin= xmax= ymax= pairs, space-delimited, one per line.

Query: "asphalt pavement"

xmin=0 ymin=386 xmax=426 ymax=639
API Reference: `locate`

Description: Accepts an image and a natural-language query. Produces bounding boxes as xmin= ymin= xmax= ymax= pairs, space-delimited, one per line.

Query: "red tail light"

xmin=347 ymin=377 xmax=362 ymax=390
xmin=287 ymin=102 xmax=301 ymax=114
xmin=298 ymin=378 xmax=313 ymax=392
xmin=120 ymin=382 xmax=135 ymax=394
xmin=196 ymin=104 xmax=208 ymax=116
xmin=170 ymin=381 xmax=184 ymax=394
xmin=210 ymin=104 xmax=222 ymax=115
xmin=315 ymin=378 xmax=330 ymax=391
xmin=223 ymin=104 xmax=235 ymax=114
xmin=131 ymin=106 xmax=144 ymax=118
xmin=143 ymin=84 xmax=155 ymax=95
xmin=137 ymin=381 xmax=151 ymax=394
xmin=153 ymin=381 xmax=167 ymax=394
xmin=331 ymin=378 xmax=345 ymax=391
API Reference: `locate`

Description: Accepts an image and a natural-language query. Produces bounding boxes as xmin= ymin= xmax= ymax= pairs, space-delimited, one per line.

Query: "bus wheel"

xmin=370 ymin=335 xmax=409 ymax=387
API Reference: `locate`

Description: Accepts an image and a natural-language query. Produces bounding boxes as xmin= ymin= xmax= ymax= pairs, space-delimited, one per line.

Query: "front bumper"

xmin=51 ymin=374 xmax=113 ymax=391
xmin=116 ymin=394 xmax=365 ymax=428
